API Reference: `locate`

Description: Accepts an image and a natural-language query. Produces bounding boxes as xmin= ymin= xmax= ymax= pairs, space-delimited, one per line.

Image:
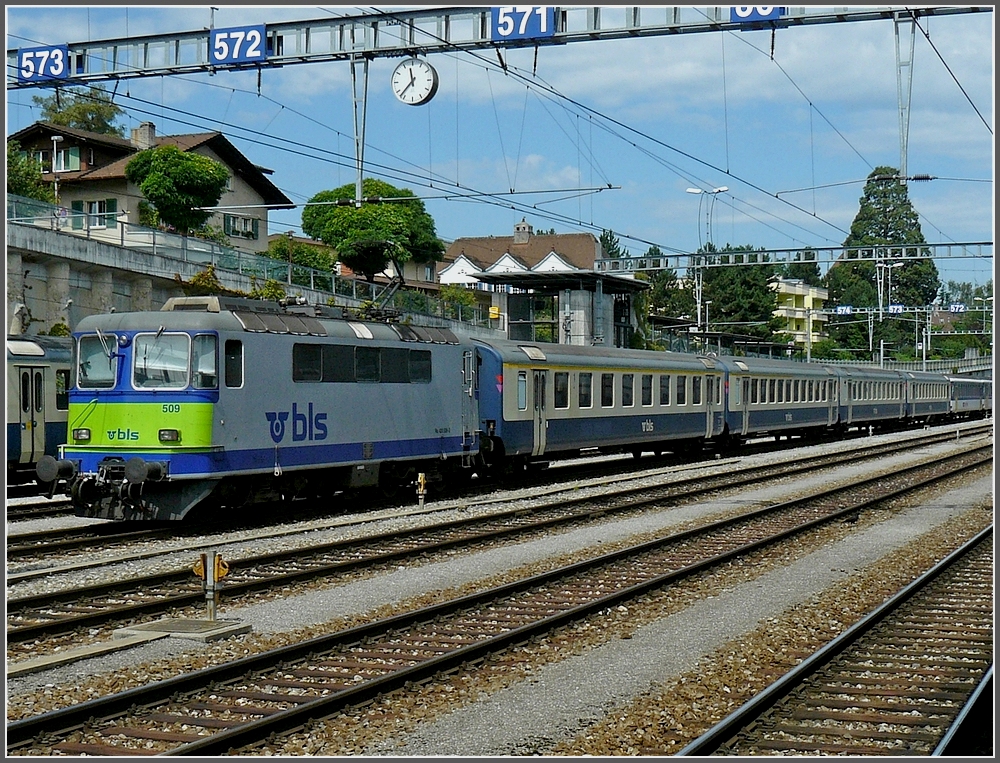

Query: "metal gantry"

xmin=7 ymin=6 xmax=989 ymax=88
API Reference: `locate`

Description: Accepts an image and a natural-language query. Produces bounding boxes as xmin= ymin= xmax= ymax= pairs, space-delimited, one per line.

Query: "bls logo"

xmin=266 ymin=403 xmax=328 ymax=444
xmin=108 ymin=428 xmax=140 ymax=441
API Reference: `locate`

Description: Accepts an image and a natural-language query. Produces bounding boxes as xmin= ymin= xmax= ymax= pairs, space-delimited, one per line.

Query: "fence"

xmin=7 ymin=194 xmax=493 ymax=329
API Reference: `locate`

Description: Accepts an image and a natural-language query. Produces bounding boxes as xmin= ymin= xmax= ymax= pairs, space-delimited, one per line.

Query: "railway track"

xmin=6 ymin=436 xmax=990 ymax=647
xmin=6 ymin=445 xmax=990 ymax=755
xmin=678 ymin=527 xmax=993 ymax=757
xmin=7 ymin=422 xmax=990 ymax=573
xmin=5 ymin=498 xmax=75 ymax=521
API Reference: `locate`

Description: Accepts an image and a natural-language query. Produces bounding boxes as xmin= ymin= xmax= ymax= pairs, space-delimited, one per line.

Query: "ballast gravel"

xmin=5 ymin=424 xmax=993 ymax=751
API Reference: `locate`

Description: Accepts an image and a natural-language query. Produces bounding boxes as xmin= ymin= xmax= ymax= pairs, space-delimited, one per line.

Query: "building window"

xmin=224 ymin=214 xmax=259 ymax=240
xmin=54 ymin=146 xmax=81 ymax=172
xmin=423 ymin=264 xmax=435 ymax=282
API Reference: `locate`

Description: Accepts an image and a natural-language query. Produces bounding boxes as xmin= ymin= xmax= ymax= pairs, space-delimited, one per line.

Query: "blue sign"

xmin=888 ymin=304 xmax=905 ymax=315
xmin=210 ymin=25 xmax=267 ymax=65
xmin=949 ymin=303 xmax=967 ymax=313
xmin=836 ymin=305 xmax=853 ymax=315
xmin=730 ymin=7 xmax=785 ymax=24
xmin=491 ymin=7 xmax=555 ymax=41
xmin=18 ymin=45 xmax=70 ymax=83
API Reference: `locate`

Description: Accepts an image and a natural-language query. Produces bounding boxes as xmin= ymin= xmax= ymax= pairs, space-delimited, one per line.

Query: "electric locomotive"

xmin=38 ymin=296 xmax=480 ymax=520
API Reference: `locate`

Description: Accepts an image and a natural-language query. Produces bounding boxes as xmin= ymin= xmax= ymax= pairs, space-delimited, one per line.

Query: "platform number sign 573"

xmin=18 ymin=45 xmax=69 ymax=82
xmin=210 ymin=25 xmax=267 ymax=65
xmin=491 ymin=7 xmax=555 ymax=41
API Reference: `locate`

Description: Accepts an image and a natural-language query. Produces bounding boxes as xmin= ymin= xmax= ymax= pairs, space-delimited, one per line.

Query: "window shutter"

xmin=71 ymin=200 xmax=84 ymax=230
xmin=67 ymin=146 xmax=81 ymax=171
xmin=252 ymin=218 xmax=259 ymax=240
xmin=105 ymin=197 xmax=117 ymax=228
xmin=223 ymin=214 xmax=232 ymax=235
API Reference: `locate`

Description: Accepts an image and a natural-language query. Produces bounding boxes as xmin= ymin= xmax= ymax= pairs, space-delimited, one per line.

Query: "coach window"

xmin=517 ymin=371 xmax=528 ymax=410
xmin=622 ymin=374 xmax=634 ymax=407
xmin=692 ymin=376 xmax=702 ymax=405
xmin=601 ymin=373 xmax=615 ymax=407
xmin=293 ymin=344 xmax=323 ymax=382
xmin=192 ymin=335 xmax=218 ymax=389
xmin=641 ymin=374 xmax=653 ymax=406
xmin=715 ymin=376 xmax=722 ymax=405
xmin=356 ymin=347 xmax=380 ymax=382
xmin=750 ymin=378 xmax=758 ymax=404
xmin=768 ymin=378 xmax=776 ymax=403
xmin=554 ymin=372 xmax=569 ymax=409
xmin=409 ymin=350 xmax=432 ymax=383
xmin=224 ymin=340 xmax=243 ymax=388
xmin=659 ymin=375 xmax=670 ymax=406
xmin=776 ymin=379 xmax=784 ymax=403
xmin=676 ymin=375 xmax=687 ymax=406
xmin=55 ymin=369 xmax=70 ymax=410
xmin=579 ymin=372 xmax=593 ymax=408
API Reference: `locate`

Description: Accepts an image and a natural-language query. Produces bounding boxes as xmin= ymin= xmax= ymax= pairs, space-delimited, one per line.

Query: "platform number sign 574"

xmin=491 ymin=7 xmax=555 ymax=41
xmin=210 ymin=25 xmax=267 ymax=65
xmin=18 ymin=45 xmax=69 ymax=82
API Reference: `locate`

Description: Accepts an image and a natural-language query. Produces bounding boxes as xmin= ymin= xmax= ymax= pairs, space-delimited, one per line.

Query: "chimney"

xmin=131 ymin=122 xmax=156 ymax=150
xmin=513 ymin=217 xmax=533 ymax=245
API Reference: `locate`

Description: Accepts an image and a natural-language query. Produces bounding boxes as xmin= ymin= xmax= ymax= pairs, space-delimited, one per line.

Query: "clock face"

xmin=391 ymin=58 xmax=439 ymax=105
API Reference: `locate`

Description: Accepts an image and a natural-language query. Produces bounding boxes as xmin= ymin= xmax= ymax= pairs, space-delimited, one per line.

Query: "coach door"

xmin=461 ymin=350 xmax=475 ymax=459
xmin=16 ymin=366 xmax=46 ymax=465
xmin=532 ymin=369 xmax=548 ymax=456
xmin=740 ymin=377 xmax=751 ymax=435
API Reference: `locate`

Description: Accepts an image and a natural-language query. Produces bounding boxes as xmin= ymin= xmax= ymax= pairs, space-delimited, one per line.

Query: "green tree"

xmin=780 ymin=249 xmax=822 ymax=286
xmin=301 ymin=178 xmax=444 ymax=282
xmin=266 ymin=234 xmax=337 ymax=272
xmin=33 ymin=84 xmax=125 ymax=136
xmin=646 ymin=245 xmax=696 ymax=320
xmin=702 ymin=245 xmax=781 ymax=339
xmin=6 ymin=140 xmax=55 ymax=202
xmin=599 ymin=229 xmax=625 ymax=258
xmin=124 ymin=145 xmax=230 ymax=235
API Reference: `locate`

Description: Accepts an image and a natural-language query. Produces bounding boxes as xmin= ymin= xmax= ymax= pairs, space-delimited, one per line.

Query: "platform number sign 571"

xmin=491 ymin=7 xmax=555 ymax=41
xmin=210 ymin=25 xmax=267 ymax=65
xmin=18 ymin=45 xmax=69 ymax=82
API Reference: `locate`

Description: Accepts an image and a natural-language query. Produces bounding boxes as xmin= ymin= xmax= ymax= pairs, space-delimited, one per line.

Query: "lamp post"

xmin=706 ymin=186 xmax=727 ymax=245
xmin=51 ymin=134 xmax=64 ymax=205
xmin=684 ymin=186 xmax=728 ymax=335
xmin=974 ymin=295 xmax=993 ymax=349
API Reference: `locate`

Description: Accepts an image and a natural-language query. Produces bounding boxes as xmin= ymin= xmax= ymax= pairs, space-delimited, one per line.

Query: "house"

xmin=439 ymin=218 xmax=603 ymax=289
xmin=441 ymin=219 xmax=646 ymax=347
xmin=771 ymin=277 xmax=829 ymax=348
xmin=9 ymin=120 xmax=293 ymax=254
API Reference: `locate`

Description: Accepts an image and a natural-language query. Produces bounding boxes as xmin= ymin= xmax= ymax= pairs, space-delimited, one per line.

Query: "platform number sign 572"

xmin=492 ymin=7 xmax=555 ymax=41
xmin=210 ymin=25 xmax=267 ymax=65
xmin=18 ymin=45 xmax=69 ymax=82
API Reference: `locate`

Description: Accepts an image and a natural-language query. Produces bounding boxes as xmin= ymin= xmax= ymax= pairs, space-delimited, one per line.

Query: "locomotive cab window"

xmin=77 ymin=335 xmax=119 ymax=389
xmin=192 ymin=335 xmax=218 ymax=389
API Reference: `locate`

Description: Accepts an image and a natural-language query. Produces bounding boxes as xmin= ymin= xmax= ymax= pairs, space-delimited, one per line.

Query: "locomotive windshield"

xmin=133 ymin=332 xmax=190 ymax=389
xmin=77 ymin=334 xmax=119 ymax=389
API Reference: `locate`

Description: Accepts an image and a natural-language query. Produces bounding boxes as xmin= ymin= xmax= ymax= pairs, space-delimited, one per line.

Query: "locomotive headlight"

xmin=72 ymin=428 xmax=91 ymax=442
xmin=158 ymin=428 xmax=181 ymax=443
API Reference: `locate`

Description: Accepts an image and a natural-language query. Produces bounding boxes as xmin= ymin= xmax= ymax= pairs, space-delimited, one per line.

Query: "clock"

xmin=391 ymin=58 xmax=439 ymax=105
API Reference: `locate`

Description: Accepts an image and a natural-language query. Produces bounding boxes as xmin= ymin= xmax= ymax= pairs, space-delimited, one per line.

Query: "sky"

xmin=5 ymin=4 xmax=996 ymax=288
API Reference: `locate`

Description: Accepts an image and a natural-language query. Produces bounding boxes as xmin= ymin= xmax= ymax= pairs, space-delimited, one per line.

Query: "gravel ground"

xmin=5 ymin=425 xmax=992 ymax=735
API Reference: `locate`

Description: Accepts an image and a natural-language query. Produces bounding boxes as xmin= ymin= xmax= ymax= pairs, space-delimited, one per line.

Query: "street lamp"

xmin=875 ymin=260 xmax=903 ymax=320
xmin=51 ymin=134 xmax=64 ymax=205
xmin=685 ymin=186 xmax=728 ymax=336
